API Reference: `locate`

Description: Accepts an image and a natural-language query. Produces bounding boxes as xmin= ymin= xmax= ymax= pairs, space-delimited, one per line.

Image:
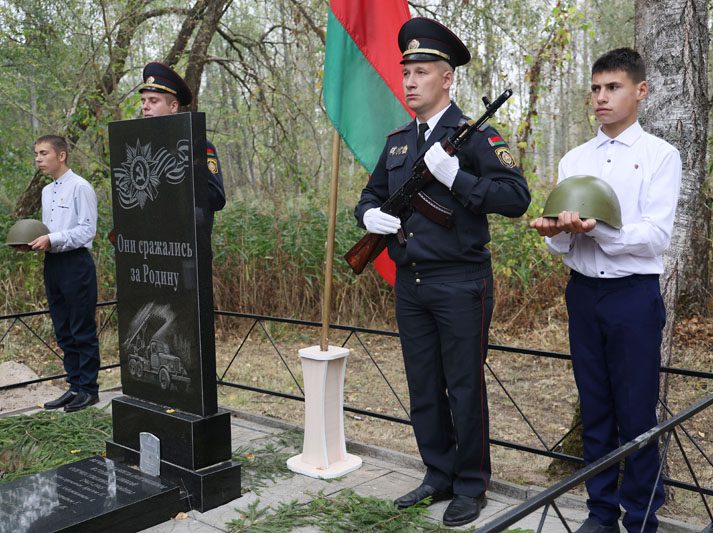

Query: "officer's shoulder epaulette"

xmin=206 ymin=140 xmax=217 ymax=156
xmin=386 ymin=122 xmax=412 ymax=137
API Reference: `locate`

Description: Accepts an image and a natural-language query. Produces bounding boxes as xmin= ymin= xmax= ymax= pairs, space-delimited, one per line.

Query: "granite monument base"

xmin=105 ymin=441 xmax=239 ymax=513
xmin=106 ymin=395 xmax=241 ymax=512
xmin=0 ymin=456 xmax=184 ymax=533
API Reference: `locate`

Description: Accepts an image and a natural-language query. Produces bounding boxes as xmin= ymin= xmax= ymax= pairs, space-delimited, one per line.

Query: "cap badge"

xmin=146 ymin=76 xmax=155 ymax=84
xmin=407 ymin=39 xmax=420 ymax=50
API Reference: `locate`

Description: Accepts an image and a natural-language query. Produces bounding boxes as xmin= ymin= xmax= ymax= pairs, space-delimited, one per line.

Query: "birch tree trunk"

xmin=634 ymin=0 xmax=709 ymax=411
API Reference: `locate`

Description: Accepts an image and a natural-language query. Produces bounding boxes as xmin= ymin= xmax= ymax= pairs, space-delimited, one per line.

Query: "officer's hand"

xmin=424 ymin=143 xmax=459 ymax=189
xmin=556 ymin=211 xmax=597 ymax=234
xmin=529 ymin=217 xmax=562 ymax=237
xmin=363 ymin=208 xmax=401 ymax=235
xmin=29 ymin=235 xmax=51 ymax=251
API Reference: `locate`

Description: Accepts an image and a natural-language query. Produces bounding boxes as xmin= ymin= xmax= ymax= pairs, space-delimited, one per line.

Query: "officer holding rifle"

xmin=354 ymin=17 xmax=530 ymax=527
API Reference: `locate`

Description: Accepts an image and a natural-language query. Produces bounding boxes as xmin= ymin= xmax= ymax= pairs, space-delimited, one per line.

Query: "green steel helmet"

xmin=542 ymin=175 xmax=623 ymax=229
xmin=6 ymin=219 xmax=50 ymax=245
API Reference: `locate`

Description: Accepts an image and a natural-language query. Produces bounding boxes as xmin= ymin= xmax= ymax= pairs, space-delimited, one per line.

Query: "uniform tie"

xmin=417 ymin=122 xmax=429 ymax=151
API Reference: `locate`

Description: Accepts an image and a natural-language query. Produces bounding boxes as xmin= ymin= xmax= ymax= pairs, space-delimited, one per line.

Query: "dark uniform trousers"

xmin=44 ymin=248 xmax=100 ymax=395
xmin=566 ymin=271 xmax=666 ymax=533
xmin=395 ymin=264 xmax=494 ymax=498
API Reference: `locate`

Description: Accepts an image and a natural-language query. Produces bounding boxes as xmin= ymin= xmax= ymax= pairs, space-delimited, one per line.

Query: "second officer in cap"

xmin=139 ymin=62 xmax=226 ymax=233
xmin=354 ymin=18 xmax=530 ymax=527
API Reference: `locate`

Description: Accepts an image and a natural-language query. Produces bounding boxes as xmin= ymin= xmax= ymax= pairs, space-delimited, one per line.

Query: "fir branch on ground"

xmin=226 ymin=488 xmax=536 ymax=533
xmin=231 ymin=429 xmax=302 ymax=493
xmin=226 ymin=489 xmax=449 ymax=533
xmin=0 ymin=407 xmax=112 ymax=483
xmin=275 ymin=428 xmax=304 ymax=450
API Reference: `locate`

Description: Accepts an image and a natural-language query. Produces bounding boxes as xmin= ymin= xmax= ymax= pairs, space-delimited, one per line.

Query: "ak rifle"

xmin=344 ymin=88 xmax=513 ymax=275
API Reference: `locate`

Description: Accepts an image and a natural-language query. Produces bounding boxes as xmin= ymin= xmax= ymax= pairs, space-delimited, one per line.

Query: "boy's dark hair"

xmin=592 ymin=47 xmax=646 ymax=83
xmin=34 ymin=135 xmax=70 ymax=163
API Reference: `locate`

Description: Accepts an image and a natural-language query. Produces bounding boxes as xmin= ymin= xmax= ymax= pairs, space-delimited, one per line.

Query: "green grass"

xmin=0 ymin=407 xmax=112 ymax=483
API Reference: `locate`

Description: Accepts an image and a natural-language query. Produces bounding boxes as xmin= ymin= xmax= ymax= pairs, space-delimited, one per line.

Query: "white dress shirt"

xmin=417 ymin=103 xmax=451 ymax=142
xmin=545 ymin=121 xmax=682 ymax=277
xmin=41 ymin=169 xmax=97 ymax=252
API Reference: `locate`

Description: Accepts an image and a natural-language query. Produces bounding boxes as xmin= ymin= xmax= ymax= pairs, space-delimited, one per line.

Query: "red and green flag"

xmin=324 ymin=0 xmax=413 ymax=285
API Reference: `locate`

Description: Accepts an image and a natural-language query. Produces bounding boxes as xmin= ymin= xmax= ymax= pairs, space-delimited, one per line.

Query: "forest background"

xmin=0 ymin=0 xmax=710 ymax=328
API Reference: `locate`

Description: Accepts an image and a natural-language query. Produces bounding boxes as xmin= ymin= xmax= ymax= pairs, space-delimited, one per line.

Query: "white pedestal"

xmin=286 ymin=345 xmax=362 ymax=479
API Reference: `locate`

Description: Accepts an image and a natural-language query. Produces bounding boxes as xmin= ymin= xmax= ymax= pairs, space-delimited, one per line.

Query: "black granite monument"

xmin=0 ymin=457 xmax=182 ymax=533
xmin=105 ymin=112 xmax=240 ymax=512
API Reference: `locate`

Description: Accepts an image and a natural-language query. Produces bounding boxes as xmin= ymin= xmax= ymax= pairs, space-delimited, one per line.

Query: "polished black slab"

xmin=110 ymin=395 xmax=231 ymax=470
xmin=106 ymin=442 xmax=241 ymax=513
xmin=0 ymin=456 xmax=183 ymax=533
xmin=109 ymin=112 xmax=216 ymax=417
xmin=108 ymin=112 xmax=241 ymax=513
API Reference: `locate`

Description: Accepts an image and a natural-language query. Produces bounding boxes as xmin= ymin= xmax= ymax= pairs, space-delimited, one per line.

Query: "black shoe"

xmin=44 ymin=390 xmax=77 ymax=410
xmin=394 ymin=484 xmax=453 ymax=509
xmin=442 ymin=493 xmax=487 ymax=527
xmin=63 ymin=391 xmax=99 ymax=413
xmin=574 ymin=517 xmax=620 ymax=533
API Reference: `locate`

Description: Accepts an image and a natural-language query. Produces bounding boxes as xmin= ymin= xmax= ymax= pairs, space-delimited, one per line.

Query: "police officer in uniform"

xmin=355 ymin=18 xmax=530 ymax=527
xmin=139 ymin=62 xmax=226 ymax=232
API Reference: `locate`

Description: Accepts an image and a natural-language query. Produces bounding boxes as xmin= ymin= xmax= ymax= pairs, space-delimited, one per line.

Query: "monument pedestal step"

xmin=106 ymin=440 xmax=241 ymax=513
xmin=0 ymin=455 xmax=184 ymax=533
xmin=110 ymin=395 xmax=232 ymax=470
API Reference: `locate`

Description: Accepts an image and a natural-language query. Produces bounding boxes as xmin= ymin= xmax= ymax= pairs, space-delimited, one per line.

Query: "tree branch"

xmin=164 ymin=0 xmax=211 ymax=66
xmin=185 ymin=0 xmax=233 ymax=109
xmin=286 ymin=0 xmax=325 ymax=44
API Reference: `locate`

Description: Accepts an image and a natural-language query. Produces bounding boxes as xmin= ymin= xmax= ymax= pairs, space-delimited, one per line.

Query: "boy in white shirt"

xmin=30 ymin=135 xmax=101 ymax=413
xmin=531 ymin=48 xmax=682 ymax=533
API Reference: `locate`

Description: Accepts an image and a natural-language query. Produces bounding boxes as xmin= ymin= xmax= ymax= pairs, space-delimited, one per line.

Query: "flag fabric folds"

xmin=324 ymin=0 xmax=413 ymax=285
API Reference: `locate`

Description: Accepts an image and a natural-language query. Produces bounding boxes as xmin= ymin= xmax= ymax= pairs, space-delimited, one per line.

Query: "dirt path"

xmin=0 ymin=361 xmax=64 ymax=414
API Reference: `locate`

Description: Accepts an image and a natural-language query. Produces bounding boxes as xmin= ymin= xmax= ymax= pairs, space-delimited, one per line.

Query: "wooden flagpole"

xmin=320 ymin=130 xmax=342 ymax=351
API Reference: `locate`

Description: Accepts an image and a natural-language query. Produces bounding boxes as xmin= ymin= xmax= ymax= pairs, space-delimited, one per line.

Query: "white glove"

xmin=424 ymin=142 xmax=459 ymax=189
xmin=363 ymin=207 xmax=401 ymax=235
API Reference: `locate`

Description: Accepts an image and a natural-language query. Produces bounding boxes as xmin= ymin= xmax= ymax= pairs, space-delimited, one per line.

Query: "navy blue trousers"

xmin=44 ymin=249 xmax=100 ymax=395
xmin=566 ymin=271 xmax=666 ymax=533
xmin=395 ymin=267 xmax=493 ymax=498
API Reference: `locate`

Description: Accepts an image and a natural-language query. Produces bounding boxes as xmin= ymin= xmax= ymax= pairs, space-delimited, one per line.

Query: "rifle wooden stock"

xmin=344 ymin=232 xmax=387 ymax=274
